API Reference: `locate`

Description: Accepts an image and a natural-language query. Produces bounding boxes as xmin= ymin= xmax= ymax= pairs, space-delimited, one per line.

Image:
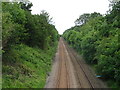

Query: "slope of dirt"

xmin=45 ymin=37 xmax=108 ymax=88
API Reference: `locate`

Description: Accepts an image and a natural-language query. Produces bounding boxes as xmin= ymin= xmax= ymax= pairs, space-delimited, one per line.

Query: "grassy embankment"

xmin=2 ymin=43 xmax=58 ymax=88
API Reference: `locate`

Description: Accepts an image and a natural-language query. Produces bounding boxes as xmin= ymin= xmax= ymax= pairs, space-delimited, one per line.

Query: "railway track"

xmin=45 ymin=37 xmax=107 ymax=88
xmin=56 ymin=39 xmax=70 ymax=88
xmin=64 ymin=39 xmax=94 ymax=88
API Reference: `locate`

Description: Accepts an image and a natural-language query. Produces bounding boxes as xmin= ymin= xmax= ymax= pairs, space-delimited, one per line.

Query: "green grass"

xmin=2 ymin=43 xmax=57 ymax=88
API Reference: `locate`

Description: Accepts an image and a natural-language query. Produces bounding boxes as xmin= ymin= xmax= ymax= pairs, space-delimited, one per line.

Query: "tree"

xmin=74 ymin=13 xmax=90 ymax=26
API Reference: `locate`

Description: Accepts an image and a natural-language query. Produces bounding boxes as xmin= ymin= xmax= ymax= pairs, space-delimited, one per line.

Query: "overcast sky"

xmin=29 ymin=0 xmax=110 ymax=34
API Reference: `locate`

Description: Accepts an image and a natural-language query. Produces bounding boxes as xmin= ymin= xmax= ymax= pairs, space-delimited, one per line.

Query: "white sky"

xmin=29 ymin=0 xmax=110 ymax=34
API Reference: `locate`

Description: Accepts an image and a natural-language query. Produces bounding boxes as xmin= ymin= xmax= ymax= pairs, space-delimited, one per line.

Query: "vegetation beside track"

xmin=2 ymin=1 xmax=59 ymax=88
xmin=63 ymin=1 xmax=120 ymax=88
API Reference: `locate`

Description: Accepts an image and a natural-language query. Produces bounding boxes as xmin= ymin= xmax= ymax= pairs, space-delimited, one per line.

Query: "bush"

xmin=63 ymin=4 xmax=120 ymax=86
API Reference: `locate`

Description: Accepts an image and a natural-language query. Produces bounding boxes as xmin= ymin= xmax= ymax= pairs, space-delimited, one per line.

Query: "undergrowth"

xmin=2 ymin=44 xmax=57 ymax=88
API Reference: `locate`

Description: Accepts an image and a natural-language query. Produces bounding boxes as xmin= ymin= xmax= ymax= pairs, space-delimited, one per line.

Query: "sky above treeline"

xmin=29 ymin=0 xmax=110 ymax=34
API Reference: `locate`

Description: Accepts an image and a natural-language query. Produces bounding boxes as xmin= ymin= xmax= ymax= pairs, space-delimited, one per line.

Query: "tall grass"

xmin=2 ymin=43 xmax=57 ymax=88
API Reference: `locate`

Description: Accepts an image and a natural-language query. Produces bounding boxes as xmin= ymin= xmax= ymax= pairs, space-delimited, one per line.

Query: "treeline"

xmin=2 ymin=1 xmax=59 ymax=88
xmin=63 ymin=1 xmax=120 ymax=87
xmin=2 ymin=2 xmax=59 ymax=50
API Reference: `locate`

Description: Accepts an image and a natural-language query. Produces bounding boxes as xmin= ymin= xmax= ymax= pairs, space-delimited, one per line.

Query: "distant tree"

xmin=75 ymin=12 xmax=102 ymax=26
xmin=75 ymin=13 xmax=90 ymax=26
xmin=90 ymin=12 xmax=102 ymax=18
xmin=20 ymin=2 xmax=33 ymax=11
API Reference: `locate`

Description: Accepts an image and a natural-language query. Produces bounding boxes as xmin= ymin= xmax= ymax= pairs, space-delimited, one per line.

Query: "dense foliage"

xmin=2 ymin=2 xmax=59 ymax=88
xmin=63 ymin=1 xmax=120 ymax=87
xmin=3 ymin=44 xmax=57 ymax=88
xmin=2 ymin=2 xmax=59 ymax=49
